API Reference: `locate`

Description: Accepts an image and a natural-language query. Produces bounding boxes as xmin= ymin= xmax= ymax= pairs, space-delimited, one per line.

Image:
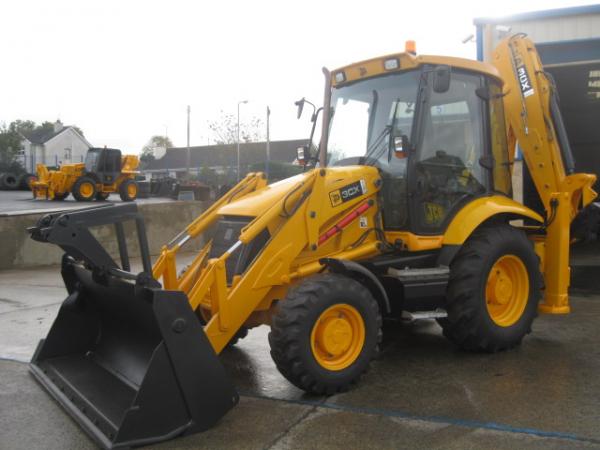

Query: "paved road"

xmin=0 ymin=190 xmax=172 ymax=216
xmin=1 ymin=251 xmax=600 ymax=449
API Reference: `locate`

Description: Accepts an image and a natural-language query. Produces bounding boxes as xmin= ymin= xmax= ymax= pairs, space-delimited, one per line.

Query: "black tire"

xmin=18 ymin=173 xmax=36 ymax=190
xmin=440 ymin=224 xmax=542 ymax=352
xmin=119 ymin=179 xmax=138 ymax=202
xmin=269 ymin=273 xmax=382 ymax=395
xmin=0 ymin=172 xmax=19 ymax=190
xmin=72 ymin=176 xmax=97 ymax=201
xmin=53 ymin=192 xmax=69 ymax=201
xmin=95 ymin=192 xmax=110 ymax=201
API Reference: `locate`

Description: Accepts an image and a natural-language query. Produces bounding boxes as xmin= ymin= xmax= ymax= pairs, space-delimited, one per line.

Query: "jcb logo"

xmin=329 ymin=179 xmax=365 ymax=207
xmin=329 ymin=191 xmax=342 ymax=207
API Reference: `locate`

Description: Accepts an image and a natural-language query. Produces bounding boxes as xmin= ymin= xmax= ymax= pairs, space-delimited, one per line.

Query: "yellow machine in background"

xmin=28 ymin=35 xmax=596 ymax=449
xmin=31 ymin=147 xmax=140 ymax=201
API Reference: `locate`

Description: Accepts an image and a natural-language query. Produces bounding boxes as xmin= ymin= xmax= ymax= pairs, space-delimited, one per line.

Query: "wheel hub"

xmin=80 ymin=182 xmax=94 ymax=197
xmin=310 ymin=304 xmax=365 ymax=371
xmin=317 ymin=317 xmax=353 ymax=356
xmin=485 ymin=254 xmax=529 ymax=327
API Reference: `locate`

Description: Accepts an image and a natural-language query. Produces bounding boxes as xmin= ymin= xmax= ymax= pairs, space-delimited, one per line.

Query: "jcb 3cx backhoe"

xmin=28 ymin=35 xmax=596 ymax=449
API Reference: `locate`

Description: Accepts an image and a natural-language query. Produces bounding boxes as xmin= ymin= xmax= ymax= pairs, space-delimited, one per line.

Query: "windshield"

xmin=85 ymin=150 xmax=99 ymax=172
xmin=327 ymin=70 xmax=420 ymax=167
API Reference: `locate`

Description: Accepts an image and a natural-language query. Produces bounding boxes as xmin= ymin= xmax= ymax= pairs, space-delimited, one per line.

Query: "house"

xmin=18 ymin=120 xmax=93 ymax=172
xmin=143 ymin=139 xmax=307 ymax=181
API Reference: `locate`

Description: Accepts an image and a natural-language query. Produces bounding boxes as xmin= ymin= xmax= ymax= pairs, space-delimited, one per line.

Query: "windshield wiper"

xmin=362 ymin=99 xmax=401 ymax=165
xmin=361 ymin=125 xmax=392 ymax=164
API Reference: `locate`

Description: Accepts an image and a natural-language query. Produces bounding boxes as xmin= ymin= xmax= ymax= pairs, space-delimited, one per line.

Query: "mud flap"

xmin=30 ymin=261 xmax=239 ymax=449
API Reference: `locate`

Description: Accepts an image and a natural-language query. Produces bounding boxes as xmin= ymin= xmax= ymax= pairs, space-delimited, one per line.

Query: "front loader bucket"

xmin=27 ymin=204 xmax=238 ymax=449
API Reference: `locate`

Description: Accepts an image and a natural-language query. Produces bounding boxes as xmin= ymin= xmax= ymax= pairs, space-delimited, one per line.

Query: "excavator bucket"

xmin=28 ymin=204 xmax=238 ymax=449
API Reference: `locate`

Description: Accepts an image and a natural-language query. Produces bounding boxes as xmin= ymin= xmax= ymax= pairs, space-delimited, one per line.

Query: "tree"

xmin=140 ymin=135 xmax=174 ymax=166
xmin=0 ymin=123 xmax=25 ymax=172
xmin=208 ymin=111 xmax=265 ymax=145
xmin=9 ymin=120 xmax=36 ymax=135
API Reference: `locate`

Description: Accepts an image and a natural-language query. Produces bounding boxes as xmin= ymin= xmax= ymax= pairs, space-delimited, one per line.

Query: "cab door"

xmin=409 ymin=70 xmax=491 ymax=234
xmin=96 ymin=149 xmax=122 ymax=184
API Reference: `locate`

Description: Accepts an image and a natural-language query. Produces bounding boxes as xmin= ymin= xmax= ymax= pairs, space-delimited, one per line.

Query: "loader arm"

xmin=152 ymin=172 xmax=268 ymax=289
xmin=157 ymin=168 xmax=381 ymax=353
xmin=493 ymin=35 xmax=597 ymax=313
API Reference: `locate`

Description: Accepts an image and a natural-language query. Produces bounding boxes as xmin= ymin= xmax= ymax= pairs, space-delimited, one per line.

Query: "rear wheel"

xmin=440 ymin=224 xmax=542 ymax=352
xmin=119 ymin=179 xmax=138 ymax=202
xmin=269 ymin=273 xmax=382 ymax=395
xmin=72 ymin=177 xmax=97 ymax=201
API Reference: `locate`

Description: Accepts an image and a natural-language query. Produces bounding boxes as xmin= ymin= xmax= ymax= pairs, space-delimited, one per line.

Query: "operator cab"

xmin=85 ymin=147 xmax=123 ymax=184
xmin=324 ymin=50 xmax=512 ymax=235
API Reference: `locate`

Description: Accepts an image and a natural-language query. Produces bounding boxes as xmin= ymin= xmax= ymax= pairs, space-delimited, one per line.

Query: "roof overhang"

xmin=474 ymin=4 xmax=600 ymax=25
xmin=331 ymin=51 xmax=502 ymax=88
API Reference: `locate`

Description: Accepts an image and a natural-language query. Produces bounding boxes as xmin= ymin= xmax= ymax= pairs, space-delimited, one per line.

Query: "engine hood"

xmin=218 ymin=166 xmax=379 ymax=217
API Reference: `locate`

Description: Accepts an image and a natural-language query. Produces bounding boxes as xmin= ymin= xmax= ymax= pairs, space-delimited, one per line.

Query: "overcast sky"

xmin=0 ymin=0 xmax=594 ymax=152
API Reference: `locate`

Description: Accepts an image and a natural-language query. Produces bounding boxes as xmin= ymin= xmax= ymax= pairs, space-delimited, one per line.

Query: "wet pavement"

xmin=1 ymin=249 xmax=600 ymax=449
xmin=0 ymin=190 xmax=172 ymax=216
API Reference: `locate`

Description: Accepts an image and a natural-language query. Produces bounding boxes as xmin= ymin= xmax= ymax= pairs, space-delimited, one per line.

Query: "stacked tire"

xmin=0 ymin=172 xmax=19 ymax=190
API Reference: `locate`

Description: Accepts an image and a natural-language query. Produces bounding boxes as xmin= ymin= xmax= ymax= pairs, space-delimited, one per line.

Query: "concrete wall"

xmin=0 ymin=201 xmax=208 ymax=270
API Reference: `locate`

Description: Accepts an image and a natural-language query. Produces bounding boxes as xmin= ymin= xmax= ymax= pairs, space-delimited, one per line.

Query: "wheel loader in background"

xmin=27 ymin=35 xmax=596 ymax=449
xmin=30 ymin=147 xmax=140 ymax=201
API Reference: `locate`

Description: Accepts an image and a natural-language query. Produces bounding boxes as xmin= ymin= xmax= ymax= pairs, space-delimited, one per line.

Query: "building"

xmin=19 ymin=120 xmax=92 ymax=172
xmin=474 ymin=5 xmax=600 ymax=186
xmin=143 ymin=139 xmax=306 ymax=181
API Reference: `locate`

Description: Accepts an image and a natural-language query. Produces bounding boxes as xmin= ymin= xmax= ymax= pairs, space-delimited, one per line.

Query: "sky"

xmin=0 ymin=0 xmax=595 ymax=153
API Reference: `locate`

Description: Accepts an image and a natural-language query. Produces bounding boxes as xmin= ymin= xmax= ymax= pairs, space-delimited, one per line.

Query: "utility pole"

xmin=265 ymin=106 xmax=270 ymax=179
xmin=186 ymin=105 xmax=191 ymax=175
xmin=237 ymin=100 xmax=248 ymax=181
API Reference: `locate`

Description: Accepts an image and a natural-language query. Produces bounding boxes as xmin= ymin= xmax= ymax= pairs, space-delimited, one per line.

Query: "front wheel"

xmin=119 ymin=179 xmax=138 ymax=202
xmin=72 ymin=176 xmax=97 ymax=201
xmin=269 ymin=273 xmax=382 ymax=395
xmin=439 ymin=224 xmax=542 ymax=352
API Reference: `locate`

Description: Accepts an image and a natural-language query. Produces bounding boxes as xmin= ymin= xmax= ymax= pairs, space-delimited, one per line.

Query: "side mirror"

xmin=297 ymin=146 xmax=308 ymax=165
xmin=295 ymin=98 xmax=305 ymax=119
xmin=393 ymin=135 xmax=410 ymax=159
xmin=433 ymin=65 xmax=451 ymax=93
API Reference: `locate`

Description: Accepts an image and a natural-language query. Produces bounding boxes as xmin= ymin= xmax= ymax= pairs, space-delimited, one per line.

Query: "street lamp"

xmin=237 ymin=100 xmax=248 ymax=181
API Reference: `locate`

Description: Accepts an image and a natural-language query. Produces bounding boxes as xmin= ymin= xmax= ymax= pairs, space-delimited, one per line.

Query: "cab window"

xmin=413 ymin=71 xmax=487 ymax=232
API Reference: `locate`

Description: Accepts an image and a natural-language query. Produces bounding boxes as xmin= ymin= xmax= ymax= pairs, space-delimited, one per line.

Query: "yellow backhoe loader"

xmin=27 ymin=35 xmax=596 ymax=449
xmin=31 ymin=147 xmax=140 ymax=202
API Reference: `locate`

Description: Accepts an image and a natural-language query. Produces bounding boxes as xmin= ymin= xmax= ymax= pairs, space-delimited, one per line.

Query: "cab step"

xmin=401 ymin=309 xmax=448 ymax=321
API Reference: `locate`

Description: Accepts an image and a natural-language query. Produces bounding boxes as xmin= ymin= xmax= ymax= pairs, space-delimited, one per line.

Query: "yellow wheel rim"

xmin=127 ymin=183 xmax=137 ymax=198
xmin=79 ymin=182 xmax=94 ymax=198
xmin=310 ymin=304 xmax=365 ymax=371
xmin=486 ymin=255 xmax=529 ymax=327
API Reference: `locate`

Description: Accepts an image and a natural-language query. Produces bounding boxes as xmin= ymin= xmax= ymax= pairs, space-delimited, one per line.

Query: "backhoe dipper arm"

xmin=493 ymin=34 xmax=597 ymax=313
